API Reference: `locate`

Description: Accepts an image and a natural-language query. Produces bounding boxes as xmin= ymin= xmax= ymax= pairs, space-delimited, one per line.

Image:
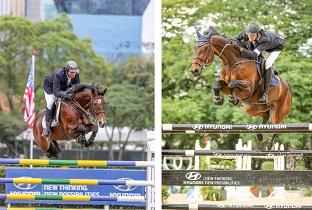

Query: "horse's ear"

xmin=103 ymin=88 xmax=107 ymax=95
xmin=195 ymin=28 xmax=202 ymax=39
xmin=203 ymin=31 xmax=212 ymax=40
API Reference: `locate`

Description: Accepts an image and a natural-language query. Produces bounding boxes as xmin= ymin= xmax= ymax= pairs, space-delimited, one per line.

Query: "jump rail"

xmin=162 ymin=204 xmax=312 ymax=210
xmin=162 ymin=123 xmax=312 ymax=133
xmin=0 ymin=178 xmax=154 ymax=186
xmin=162 ymin=170 xmax=312 ymax=186
xmin=0 ymin=159 xmax=154 ymax=167
xmin=162 ymin=150 xmax=312 ymax=157
xmin=0 ymin=209 xmax=122 ymax=210
xmin=0 ymin=209 xmax=109 ymax=210
xmin=0 ymin=194 xmax=145 ymax=202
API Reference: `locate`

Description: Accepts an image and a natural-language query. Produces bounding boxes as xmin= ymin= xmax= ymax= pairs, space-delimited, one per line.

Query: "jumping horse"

xmin=190 ymin=27 xmax=292 ymax=145
xmin=33 ymin=83 xmax=107 ymax=158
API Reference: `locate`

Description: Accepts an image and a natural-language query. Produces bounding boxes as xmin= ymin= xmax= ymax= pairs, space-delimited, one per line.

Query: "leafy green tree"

xmin=105 ymin=82 xmax=153 ymax=160
xmin=0 ymin=14 xmax=113 ymax=143
xmin=104 ymin=56 xmax=154 ymax=160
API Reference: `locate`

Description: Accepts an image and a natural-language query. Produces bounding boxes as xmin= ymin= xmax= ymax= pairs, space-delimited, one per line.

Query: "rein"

xmin=60 ymin=97 xmax=97 ymax=125
xmin=192 ymin=41 xmax=232 ymax=69
xmin=71 ymin=98 xmax=97 ymax=124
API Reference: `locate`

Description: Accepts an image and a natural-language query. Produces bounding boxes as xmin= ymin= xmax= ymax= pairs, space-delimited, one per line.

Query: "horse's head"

xmin=190 ymin=27 xmax=219 ymax=77
xmin=70 ymin=84 xmax=107 ymax=128
xmin=89 ymin=85 xmax=107 ymax=128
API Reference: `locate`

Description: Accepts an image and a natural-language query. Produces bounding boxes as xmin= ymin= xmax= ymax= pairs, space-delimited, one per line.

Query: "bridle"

xmin=89 ymin=94 xmax=106 ymax=116
xmin=192 ymin=42 xmax=212 ymax=69
xmin=62 ymin=90 xmax=105 ymax=125
xmin=192 ymin=40 xmax=232 ymax=70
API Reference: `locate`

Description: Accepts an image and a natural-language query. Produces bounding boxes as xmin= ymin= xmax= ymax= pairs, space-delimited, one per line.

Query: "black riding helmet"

xmin=246 ymin=22 xmax=261 ymax=35
xmin=64 ymin=60 xmax=79 ymax=73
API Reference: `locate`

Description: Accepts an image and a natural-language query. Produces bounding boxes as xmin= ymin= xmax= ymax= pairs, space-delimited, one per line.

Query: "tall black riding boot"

xmin=258 ymin=67 xmax=273 ymax=103
xmin=42 ymin=108 xmax=52 ymax=137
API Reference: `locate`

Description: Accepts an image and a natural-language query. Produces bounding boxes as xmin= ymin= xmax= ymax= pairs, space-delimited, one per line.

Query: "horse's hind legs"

xmin=46 ymin=142 xmax=59 ymax=159
xmin=213 ymin=80 xmax=224 ymax=105
xmin=52 ymin=140 xmax=61 ymax=154
xmin=228 ymin=80 xmax=240 ymax=105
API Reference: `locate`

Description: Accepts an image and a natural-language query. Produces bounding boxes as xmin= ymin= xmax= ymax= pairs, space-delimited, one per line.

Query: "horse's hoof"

xmin=256 ymin=134 xmax=263 ymax=142
xmin=229 ymin=97 xmax=240 ymax=105
xmin=214 ymin=96 xmax=224 ymax=105
xmin=46 ymin=152 xmax=52 ymax=158
xmin=267 ymin=141 xmax=274 ymax=151
xmin=84 ymin=141 xmax=94 ymax=148
xmin=55 ymin=153 xmax=61 ymax=160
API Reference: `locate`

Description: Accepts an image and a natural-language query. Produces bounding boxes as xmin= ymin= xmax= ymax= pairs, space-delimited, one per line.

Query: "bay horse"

xmin=33 ymin=84 xmax=107 ymax=158
xmin=190 ymin=27 xmax=292 ymax=144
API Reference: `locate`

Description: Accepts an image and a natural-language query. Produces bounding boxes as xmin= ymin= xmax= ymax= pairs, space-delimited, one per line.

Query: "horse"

xmin=32 ymin=83 xmax=107 ymax=159
xmin=190 ymin=27 xmax=292 ymax=145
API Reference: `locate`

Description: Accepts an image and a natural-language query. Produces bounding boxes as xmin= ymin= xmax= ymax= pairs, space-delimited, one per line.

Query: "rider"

xmin=42 ymin=60 xmax=80 ymax=137
xmin=234 ymin=22 xmax=285 ymax=103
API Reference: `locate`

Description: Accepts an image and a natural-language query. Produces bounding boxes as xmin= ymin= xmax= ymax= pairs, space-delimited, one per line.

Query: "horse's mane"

xmin=71 ymin=83 xmax=105 ymax=94
xmin=197 ymin=26 xmax=239 ymax=46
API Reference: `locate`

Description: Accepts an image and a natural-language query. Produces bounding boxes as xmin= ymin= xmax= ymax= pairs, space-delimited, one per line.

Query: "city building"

xmin=29 ymin=0 xmax=152 ymax=61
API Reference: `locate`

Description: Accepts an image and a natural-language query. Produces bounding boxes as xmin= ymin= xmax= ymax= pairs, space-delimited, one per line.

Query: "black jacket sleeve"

xmin=53 ymin=74 xmax=66 ymax=98
xmin=241 ymin=49 xmax=258 ymax=59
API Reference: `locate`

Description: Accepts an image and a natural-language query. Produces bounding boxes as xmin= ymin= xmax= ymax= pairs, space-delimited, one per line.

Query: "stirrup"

xmin=42 ymin=128 xmax=51 ymax=137
xmin=258 ymin=93 xmax=268 ymax=103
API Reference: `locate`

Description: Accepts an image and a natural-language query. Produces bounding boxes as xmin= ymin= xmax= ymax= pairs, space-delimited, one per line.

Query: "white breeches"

xmin=44 ymin=91 xmax=56 ymax=110
xmin=265 ymin=51 xmax=281 ymax=69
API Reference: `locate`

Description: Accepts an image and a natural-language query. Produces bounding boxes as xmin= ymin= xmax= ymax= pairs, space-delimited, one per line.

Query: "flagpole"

xmin=30 ymin=49 xmax=36 ymax=160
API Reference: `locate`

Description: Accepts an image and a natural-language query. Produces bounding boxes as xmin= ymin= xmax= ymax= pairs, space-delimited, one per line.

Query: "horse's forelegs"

xmin=85 ymin=125 xmax=99 ymax=147
xmin=74 ymin=124 xmax=87 ymax=145
xmin=228 ymin=80 xmax=240 ymax=105
xmin=213 ymin=80 xmax=224 ymax=105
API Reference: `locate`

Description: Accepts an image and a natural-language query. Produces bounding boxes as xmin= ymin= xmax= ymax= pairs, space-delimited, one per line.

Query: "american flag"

xmin=23 ymin=50 xmax=36 ymax=128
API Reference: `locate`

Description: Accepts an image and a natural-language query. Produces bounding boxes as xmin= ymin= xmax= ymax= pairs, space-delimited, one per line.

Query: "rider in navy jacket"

xmin=42 ymin=61 xmax=80 ymax=137
xmin=234 ymin=23 xmax=285 ymax=103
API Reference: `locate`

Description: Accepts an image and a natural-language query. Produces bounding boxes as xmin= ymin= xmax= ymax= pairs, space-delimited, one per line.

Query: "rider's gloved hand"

xmin=62 ymin=93 xmax=73 ymax=100
xmin=231 ymin=40 xmax=242 ymax=51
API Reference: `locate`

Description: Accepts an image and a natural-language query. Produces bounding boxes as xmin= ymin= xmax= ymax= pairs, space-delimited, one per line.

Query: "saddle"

xmin=42 ymin=101 xmax=61 ymax=129
xmin=255 ymin=57 xmax=280 ymax=87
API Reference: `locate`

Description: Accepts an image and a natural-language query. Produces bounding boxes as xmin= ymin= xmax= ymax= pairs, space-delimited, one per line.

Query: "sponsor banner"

xmin=162 ymin=170 xmax=311 ymax=186
xmin=5 ymin=168 xmax=146 ymax=206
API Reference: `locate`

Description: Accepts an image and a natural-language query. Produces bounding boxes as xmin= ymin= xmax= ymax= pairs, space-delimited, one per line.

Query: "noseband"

xmin=192 ymin=42 xmax=212 ymax=69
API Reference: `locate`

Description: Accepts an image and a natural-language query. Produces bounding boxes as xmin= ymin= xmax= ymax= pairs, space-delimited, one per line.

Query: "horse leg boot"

xmin=85 ymin=125 xmax=98 ymax=147
xmin=228 ymin=80 xmax=240 ymax=105
xmin=213 ymin=73 xmax=224 ymax=105
xmin=42 ymin=108 xmax=53 ymax=137
xmin=258 ymin=67 xmax=273 ymax=103
xmin=46 ymin=142 xmax=58 ymax=158
xmin=52 ymin=140 xmax=62 ymax=154
xmin=75 ymin=124 xmax=87 ymax=145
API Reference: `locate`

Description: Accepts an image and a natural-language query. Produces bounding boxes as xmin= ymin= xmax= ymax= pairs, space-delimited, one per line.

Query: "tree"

xmin=103 ymin=55 xmax=154 ymax=160
xmin=105 ymin=83 xmax=153 ymax=160
xmin=0 ymin=14 xmax=113 ymax=155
